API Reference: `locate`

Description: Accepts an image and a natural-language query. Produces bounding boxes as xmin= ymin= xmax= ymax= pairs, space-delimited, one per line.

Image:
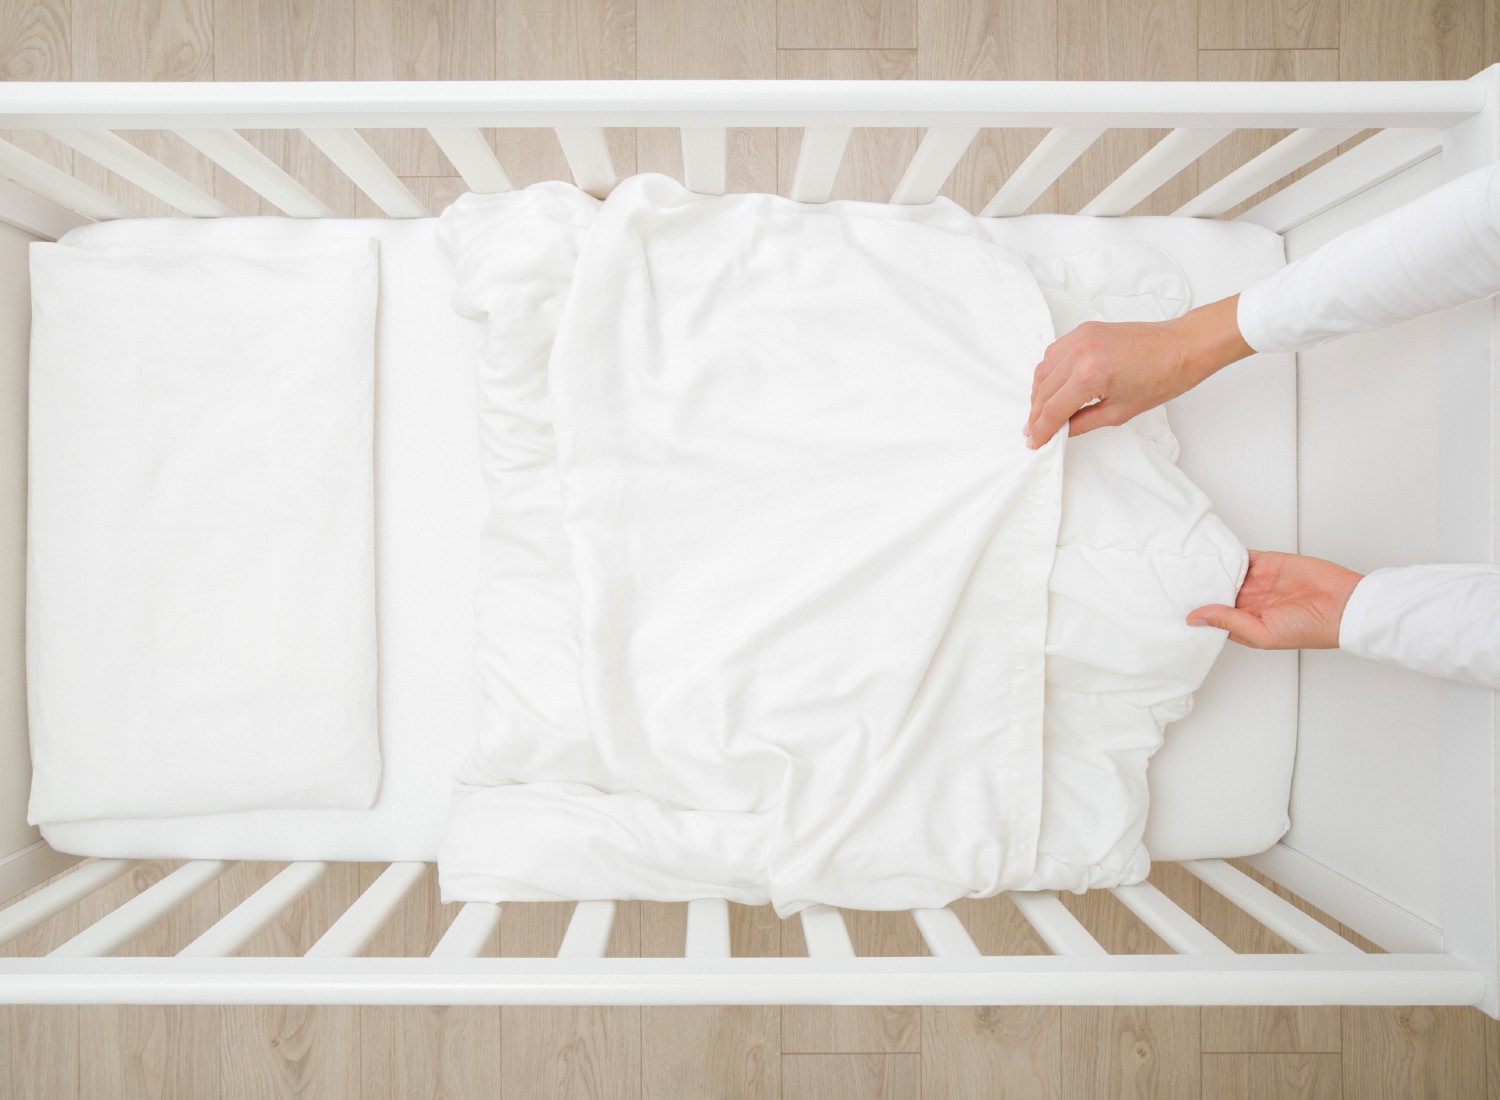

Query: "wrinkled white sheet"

xmin=438 ymin=176 xmax=1244 ymax=913
xmin=27 ymin=237 xmax=382 ymax=823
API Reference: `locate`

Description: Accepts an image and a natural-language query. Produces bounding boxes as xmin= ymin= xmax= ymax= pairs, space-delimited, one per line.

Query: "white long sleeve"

xmin=1339 ymin=565 xmax=1500 ymax=690
xmin=1237 ymin=161 xmax=1500 ymax=353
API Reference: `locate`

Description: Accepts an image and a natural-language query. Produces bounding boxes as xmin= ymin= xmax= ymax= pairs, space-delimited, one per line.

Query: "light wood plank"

xmin=1198 ymin=0 xmax=1338 ymax=49
xmin=1343 ymin=1006 xmax=1488 ymax=1100
xmin=496 ymin=0 xmax=635 ymax=189
xmin=783 ymin=909 xmax=922 ymax=1054
xmin=1195 ymin=50 xmax=1343 ymax=219
xmin=0 ymin=864 xmax=81 ymax=1100
xmin=784 ymin=1053 xmax=921 ymax=1100
xmin=0 ymin=0 xmax=75 ymax=177
xmin=212 ymin=0 xmax=357 ymax=216
xmin=353 ymin=0 xmax=495 ymax=188
xmin=1197 ymin=860 xmax=1343 ymax=1057
xmin=1056 ymin=0 xmax=1200 ymax=214
xmin=501 ymin=1006 xmax=642 ymax=1099
xmin=640 ymin=902 xmax=779 ymax=1098
xmin=1202 ymin=1052 xmax=1341 ymax=1099
xmin=777 ymin=0 xmax=916 ymax=50
xmin=1340 ymin=0 xmax=1488 ymax=80
xmin=918 ymin=0 xmax=1059 ymax=213
xmin=637 ymin=0 xmax=774 ymax=193
xmin=776 ymin=49 xmax=918 ymax=203
xmin=70 ymin=0 xmax=217 ymax=218
xmin=924 ymin=1006 xmax=1060 ymax=1099
xmin=74 ymin=861 xmax=223 ymax=1100
xmin=1061 ymin=1006 xmax=1201 ymax=1100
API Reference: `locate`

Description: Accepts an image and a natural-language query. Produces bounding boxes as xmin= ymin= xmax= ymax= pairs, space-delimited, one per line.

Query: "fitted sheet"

xmin=40 ymin=206 xmax=1296 ymax=865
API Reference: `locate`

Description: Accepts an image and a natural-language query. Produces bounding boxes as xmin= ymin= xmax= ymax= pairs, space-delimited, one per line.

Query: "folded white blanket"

xmin=438 ymin=176 xmax=1244 ymax=912
xmin=27 ymin=237 xmax=382 ymax=822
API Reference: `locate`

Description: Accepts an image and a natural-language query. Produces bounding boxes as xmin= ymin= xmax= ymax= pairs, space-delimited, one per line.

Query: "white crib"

xmin=0 ymin=71 xmax=1496 ymax=1012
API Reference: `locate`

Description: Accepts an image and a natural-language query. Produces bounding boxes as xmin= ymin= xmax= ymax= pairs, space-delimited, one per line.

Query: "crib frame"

xmin=0 ymin=70 xmax=1497 ymax=1011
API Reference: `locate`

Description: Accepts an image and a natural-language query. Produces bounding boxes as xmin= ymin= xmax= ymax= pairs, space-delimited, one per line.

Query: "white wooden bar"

xmin=302 ymin=127 xmax=428 ymax=217
xmin=556 ymin=900 xmax=616 ymax=958
xmin=1175 ymin=127 xmax=1361 ymax=217
xmin=890 ymin=126 xmax=979 ymax=204
xmin=429 ymin=127 xmax=512 ymax=193
xmin=1183 ymin=859 xmax=1363 ymax=955
xmin=0 ymin=859 xmax=137 ymax=947
xmin=0 ymin=953 xmax=1480 ymax=1007
xmin=684 ymin=898 xmax=732 ymax=958
xmin=799 ymin=904 xmax=856 ymax=958
xmin=912 ymin=908 xmax=982 ymax=957
xmin=49 ymin=861 xmax=230 ymax=959
xmin=177 ymin=862 xmax=328 ymax=958
xmin=1111 ymin=882 xmax=1234 ymax=955
xmin=48 ymin=129 xmax=232 ymax=216
xmin=1238 ymin=126 xmax=1443 ymax=232
xmin=981 ymin=127 xmax=1104 ymax=216
xmin=305 ymin=861 xmax=427 ymax=958
xmin=789 ymin=126 xmax=852 ymax=203
xmin=430 ymin=903 xmax=503 ymax=959
xmin=0 ymin=136 xmax=137 ymax=220
xmin=175 ymin=128 xmax=333 ymax=216
xmin=0 ymin=80 xmax=1480 ymax=130
xmin=1008 ymin=892 xmax=1107 ymax=956
xmin=555 ymin=127 xmax=616 ymax=198
xmin=680 ymin=127 xmax=727 ymax=195
xmin=1078 ymin=127 xmax=1231 ymax=215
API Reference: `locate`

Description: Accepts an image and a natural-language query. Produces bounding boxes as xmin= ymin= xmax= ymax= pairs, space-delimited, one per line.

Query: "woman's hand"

xmin=1188 ymin=550 xmax=1364 ymax=650
xmin=1025 ymin=295 xmax=1254 ymax=448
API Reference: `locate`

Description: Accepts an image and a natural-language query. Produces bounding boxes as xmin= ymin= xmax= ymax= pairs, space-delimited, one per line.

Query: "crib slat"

xmin=680 ymin=127 xmax=728 ymax=196
xmin=981 ymin=127 xmax=1105 ymax=217
xmin=48 ymin=860 xmax=231 ymax=958
xmin=912 ymin=907 xmax=982 ymax=957
xmin=1183 ymin=859 xmax=1363 ymax=955
xmin=176 ymin=862 xmax=328 ymax=958
xmin=790 ymin=126 xmax=853 ymax=204
xmin=0 ymin=137 xmax=136 ymax=221
xmin=429 ymin=127 xmax=512 ymax=194
xmin=0 ymin=859 xmax=138 ymax=948
xmin=1111 ymin=882 xmax=1234 ymax=955
xmin=175 ymin=129 xmax=333 ymax=217
xmin=1174 ymin=127 xmax=1362 ymax=218
xmin=1078 ymin=127 xmax=1232 ymax=216
xmin=1238 ymin=126 xmax=1442 ymax=233
xmin=557 ymin=900 xmax=616 ymax=958
xmin=430 ymin=903 xmax=503 ymax=959
xmin=799 ymin=904 xmax=856 ymax=957
xmin=684 ymin=898 xmax=732 ymax=957
xmin=48 ymin=129 xmax=233 ymax=217
xmin=890 ymin=126 xmax=980 ymax=205
xmin=302 ymin=128 xmax=429 ymax=218
xmin=305 ymin=861 xmax=427 ymax=958
xmin=1008 ymin=892 xmax=1107 ymax=956
xmin=555 ymin=127 xmax=616 ymax=198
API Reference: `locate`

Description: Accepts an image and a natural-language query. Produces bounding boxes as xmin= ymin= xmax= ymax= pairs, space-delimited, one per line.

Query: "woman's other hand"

xmin=1188 ymin=550 xmax=1364 ymax=650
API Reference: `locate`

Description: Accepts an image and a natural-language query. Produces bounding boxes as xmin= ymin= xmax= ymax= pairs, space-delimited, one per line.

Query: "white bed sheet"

xmin=40 ymin=207 xmax=1295 ymax=865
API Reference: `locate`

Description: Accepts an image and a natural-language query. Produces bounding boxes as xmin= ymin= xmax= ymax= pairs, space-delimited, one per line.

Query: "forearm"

xmin=1340 ymin=564 xmax=1500 ymax=690
xmin=1163 ymin=293 xmax=1255 ymax=387
xmin=1238 ymin=162 xmax=1500 ymax=354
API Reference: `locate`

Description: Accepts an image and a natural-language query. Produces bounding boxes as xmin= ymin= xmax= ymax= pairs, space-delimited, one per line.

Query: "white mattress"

xmin=39 ymin=206 xmax=1295 ymax=865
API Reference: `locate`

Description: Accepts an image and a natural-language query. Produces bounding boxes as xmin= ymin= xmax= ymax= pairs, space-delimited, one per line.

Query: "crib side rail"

xmin=0 ymin=73 xmax=1491 ymax=239
xmin=0 ymin=856 xmax=1486 ymax=1007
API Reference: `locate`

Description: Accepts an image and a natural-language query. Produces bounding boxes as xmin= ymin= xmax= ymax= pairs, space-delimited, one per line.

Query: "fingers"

xmin=1187 ymin=604 xmax=1274 ymax=649
xmin=1064 ymin=401 xmax=1124 ymax=439
xmin=1027 ymin=352 xmax=1072 ymax=441
xmin=1027 ymin=375 xmax=1097 ymax=450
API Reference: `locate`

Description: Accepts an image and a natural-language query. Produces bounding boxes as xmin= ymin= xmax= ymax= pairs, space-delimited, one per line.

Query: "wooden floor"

xmin=2 ymin=0 xmax=1499 ymax=1096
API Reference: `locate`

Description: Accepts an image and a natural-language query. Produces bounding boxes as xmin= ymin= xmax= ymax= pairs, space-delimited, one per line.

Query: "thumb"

xmin=1188 ymin=604 xmax=1270 ymax=648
